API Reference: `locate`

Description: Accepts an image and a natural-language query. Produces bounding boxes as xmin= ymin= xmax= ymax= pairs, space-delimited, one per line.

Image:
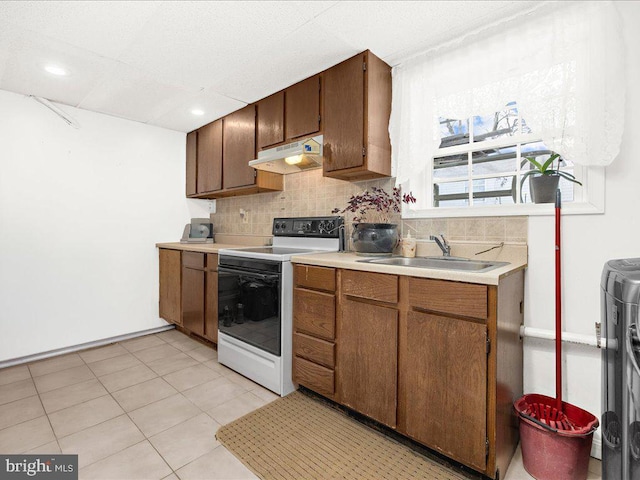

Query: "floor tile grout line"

xmin=52 ymin=348 xmax=157 ymax=471
xmin=172 ymin=443 xmax=227 ymax=478
xmin=46 ymin=393 xmax=123 ymax=439
xmin=3 ymin=332 xmax=222 ymax=466
xmin=33 ymin=390 xmax=60 ymax=452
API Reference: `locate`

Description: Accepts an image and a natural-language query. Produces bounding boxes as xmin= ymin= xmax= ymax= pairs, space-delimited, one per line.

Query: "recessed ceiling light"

xmin=191 ymin=109 xmax=205 ymax=116
xmin=44 ymin=64 xmax=67 ymax=76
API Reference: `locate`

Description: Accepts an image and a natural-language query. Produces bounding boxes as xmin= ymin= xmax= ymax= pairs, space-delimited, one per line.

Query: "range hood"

xmin=249 ymin=135 xmax=323 ymax=174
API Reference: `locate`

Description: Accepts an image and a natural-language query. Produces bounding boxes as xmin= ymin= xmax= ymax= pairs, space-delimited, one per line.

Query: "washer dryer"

xmin=601 ymin=258 xmax=640 ymax=479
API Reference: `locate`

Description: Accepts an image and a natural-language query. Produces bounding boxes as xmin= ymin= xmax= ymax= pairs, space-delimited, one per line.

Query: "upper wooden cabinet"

xmin=223 ymin=104 xmax=257 ymax=190
xmin=186 ymin=131 xmax=197 ymax=196
xmin=187 ymin=105 xmax=283 ymax=199
xmin=285 ymin=75 xmax=321 ymax=140
xmin=185 ymin=49 xmax=392 ymax=198
xmin=323 ymin=50 xmax=392 ymax=180
xmin=257 ymin=91 xmax=285 ymax=149
xmin=197 ymin=120 xmax=223 ymax=193
xmin=257 ymin=75 xmax=321 ymax=151
xmin=185 ymin=119 xmax=224 ymax=197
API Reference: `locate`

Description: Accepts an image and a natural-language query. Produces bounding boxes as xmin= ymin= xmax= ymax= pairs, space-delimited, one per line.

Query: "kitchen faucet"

xmin=430 ymin=234 xmax=451 ymax=257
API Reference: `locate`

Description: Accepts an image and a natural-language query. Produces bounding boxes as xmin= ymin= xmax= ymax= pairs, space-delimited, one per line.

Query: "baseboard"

xmin=0 ymin=324 xmax=175 ymax=369
xmin=590 ymin=433 xmax=602 ymax=460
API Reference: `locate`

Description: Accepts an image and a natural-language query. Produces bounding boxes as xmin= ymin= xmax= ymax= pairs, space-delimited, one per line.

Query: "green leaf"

xmin=519 ymin=171 xmax=537 ymax=202
xmin=556 ymin=171 xmax=582 ymax=185
xmin=524 ymin=157 xmax=543 ymax=171
xmin=540 ymin=154 xmax=559 ymax=173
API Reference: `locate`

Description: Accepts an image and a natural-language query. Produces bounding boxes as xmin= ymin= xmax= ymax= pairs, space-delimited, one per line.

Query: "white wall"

xmin=0 ymin=90 xmax=192 ymax=362
xmin=524 ymin=1 xmax=640 ymax=456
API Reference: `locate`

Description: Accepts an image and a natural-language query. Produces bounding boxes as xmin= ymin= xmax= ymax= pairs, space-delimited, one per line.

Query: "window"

xmin=432 ymin=103 xmax=581 ymax=209
xmin=390 ymin=2 xmax=621 ymax=219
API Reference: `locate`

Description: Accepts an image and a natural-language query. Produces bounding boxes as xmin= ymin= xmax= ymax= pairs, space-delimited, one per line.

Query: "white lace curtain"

xmin=390 ymin=1 xmax=626 ymax=187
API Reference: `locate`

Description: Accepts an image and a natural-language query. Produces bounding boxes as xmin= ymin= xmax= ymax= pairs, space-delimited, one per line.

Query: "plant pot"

xmin=530 ymin=175 xmax=560 ymax=204
xmin=351 ymin=223 xmax=399 ymax=254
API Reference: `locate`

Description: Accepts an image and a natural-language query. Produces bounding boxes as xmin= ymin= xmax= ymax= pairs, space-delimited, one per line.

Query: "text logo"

xmin=0 ymin=455 xmax=78 ymax=480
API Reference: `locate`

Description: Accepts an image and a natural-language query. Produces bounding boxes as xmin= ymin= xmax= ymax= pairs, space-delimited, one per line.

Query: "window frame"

xmin=402 ymin=108 xmax=605 ymax=219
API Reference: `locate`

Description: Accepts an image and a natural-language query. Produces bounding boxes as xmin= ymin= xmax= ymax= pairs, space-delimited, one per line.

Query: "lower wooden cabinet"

xmin=401 ymin=310 xmax=488 ymax=471
xmin=293 ymin=265 xmax=337 ymax=397
xmin=159 ymin=249 xmax=181 ymax=325
xmin=158 ymin=248 xmax=218 ymax=344
xmin=336 ymin=298 xmax=398 ymax=428
xmin=182 ymin=252 xmax=206 ymax=336
xmin=205 ymin=254 xmax=218 ymax=343
xmin=293 ymin=265 xmax=525 ymax=480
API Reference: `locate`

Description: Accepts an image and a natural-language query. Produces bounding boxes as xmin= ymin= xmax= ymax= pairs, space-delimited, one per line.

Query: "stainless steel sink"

xmin=356 ymin=256 xmax=509 ymax=273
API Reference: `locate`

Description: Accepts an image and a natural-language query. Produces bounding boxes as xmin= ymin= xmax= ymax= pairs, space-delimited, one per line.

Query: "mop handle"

xmin=555 ymin=189 xmax=562 ymax=412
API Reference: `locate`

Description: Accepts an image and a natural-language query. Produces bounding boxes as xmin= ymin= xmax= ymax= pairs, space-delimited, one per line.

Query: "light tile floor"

xmin=0 ymin=330 xmax=601 ymax=480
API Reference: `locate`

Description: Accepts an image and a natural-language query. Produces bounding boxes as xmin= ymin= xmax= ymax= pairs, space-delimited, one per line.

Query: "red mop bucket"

xmin=514 ymin=393 xmax=599 ymax=480
xmin=514 ymin=189 xmax=599 ymax=480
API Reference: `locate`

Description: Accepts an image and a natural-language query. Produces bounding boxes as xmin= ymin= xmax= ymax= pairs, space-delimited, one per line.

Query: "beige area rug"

xmin=216 ymin=391 xmax=471 ymax=480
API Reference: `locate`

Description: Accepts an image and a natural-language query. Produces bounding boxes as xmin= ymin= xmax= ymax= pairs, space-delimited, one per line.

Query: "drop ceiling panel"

xmin=150 ymin=89 xmax=247 ymax=132
xmin=209 ymin=21 xmax=359 ymax=103
xmin=78 ymin=62 xmax=200 ymax=124
xmin=313 ymin=1 xmax=541 ymax=64
xmin=0 ymin=1 xmax=162 ymax=59
xmin=0 ymin=24 xmax=117 ymax=107
xmin=117 ymin=1 xmax=340 ymax=90
xmin=0 ymin=1 xmax=546 ymax=132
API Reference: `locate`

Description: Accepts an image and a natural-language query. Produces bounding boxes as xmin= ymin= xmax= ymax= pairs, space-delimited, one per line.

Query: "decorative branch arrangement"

xmin=332 ymin=186 xmax=416 ymax=223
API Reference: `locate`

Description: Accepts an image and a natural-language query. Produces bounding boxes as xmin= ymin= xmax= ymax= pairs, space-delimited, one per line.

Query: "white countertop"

xmin=156 ymin=234 xmax=272 ymax=254
xmin=291 ymin=242 xmax=528 ymax=286
xmin=155 ymin=242 xmax=245 ymax=254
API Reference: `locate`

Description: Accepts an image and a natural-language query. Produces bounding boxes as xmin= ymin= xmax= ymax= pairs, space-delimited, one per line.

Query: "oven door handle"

xmin=218 ymin=266 xmax=280 ymax=282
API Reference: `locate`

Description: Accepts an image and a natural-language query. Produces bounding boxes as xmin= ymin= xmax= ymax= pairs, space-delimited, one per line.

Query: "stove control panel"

xmin=273 ymin=216 xmax=343 ymax=238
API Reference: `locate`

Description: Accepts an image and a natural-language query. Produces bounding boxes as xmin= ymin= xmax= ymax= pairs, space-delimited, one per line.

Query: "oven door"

xmin=217 ymin=259 xmax=281 ymax=356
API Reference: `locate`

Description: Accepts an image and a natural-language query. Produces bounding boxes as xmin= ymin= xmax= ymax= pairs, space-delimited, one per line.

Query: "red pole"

xmin=555 ymin=189 xmax=562 ymax=413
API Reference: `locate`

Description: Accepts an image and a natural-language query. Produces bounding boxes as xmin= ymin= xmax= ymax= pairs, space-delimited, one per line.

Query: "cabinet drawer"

xmin=342 ymin=270 xmax=398 ymax=304
xmin=295 ymin=265 xmax=335 ymax=292
xmin=183 ymin=251 xmax=205 ymax=269
xmin=294 ymin=288 xmax=335 ymax=340
xmin=408 ymin=277 xmax=488 ymax=320
xmin=293 ymin=356 xmax=334 ymax=396
xmin=206 ymin=253 xmax=218 ymax=272
xmin=294 ymin=332 xmax=334 ymax=369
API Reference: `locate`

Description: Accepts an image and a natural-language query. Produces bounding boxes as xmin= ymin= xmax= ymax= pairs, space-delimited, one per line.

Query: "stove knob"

xmin=318 ymin=221 xmax=326 ymax=233
xmin=274 ymin=223 xmax=281 ymax=230
xmin=327 ymin=221 xmax=335 ymax=232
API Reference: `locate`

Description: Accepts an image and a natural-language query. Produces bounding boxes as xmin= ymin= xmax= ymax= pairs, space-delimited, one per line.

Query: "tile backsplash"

xmin=211 ymin=169 xmax=527 ymax=244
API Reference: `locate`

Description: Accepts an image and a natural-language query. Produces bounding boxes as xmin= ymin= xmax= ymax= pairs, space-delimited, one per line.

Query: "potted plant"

xmin=332 ymin=187 xmax=416 ymax=254
xmin=520 ymin=153 xmax=582 ymax=204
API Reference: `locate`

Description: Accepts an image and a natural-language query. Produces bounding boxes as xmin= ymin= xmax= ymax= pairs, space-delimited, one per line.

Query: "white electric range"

xmin=216 ymin=216 xmax=344 ymax=396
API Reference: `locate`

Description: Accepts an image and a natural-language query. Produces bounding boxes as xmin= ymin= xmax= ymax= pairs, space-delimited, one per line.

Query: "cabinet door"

xmin=257 ymin=91 xmax=284 ymax=149
xmin=323 ymin=54 xmax=364 ymax=172
xmin=205 ymin=254 xmax=218 ymax=343
xmin=182 ymin=266 xmax=205 ymax=336
xmin=337 ymin=298 xmax=397 ymax=428
xmin=402 ymin=310 xmax=487 ymax=471
xmin=159 ymin=249 xmax=181 ymax=325
xmin=223 ymin=105 xmax=256 ymax=189
xmin=197 ymin=120 xmax=223 ymax=193
xmin=285 ymin=75 xmax=320 ymax=140
xmin=186 ymin=131 xmax=197 ymax=196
